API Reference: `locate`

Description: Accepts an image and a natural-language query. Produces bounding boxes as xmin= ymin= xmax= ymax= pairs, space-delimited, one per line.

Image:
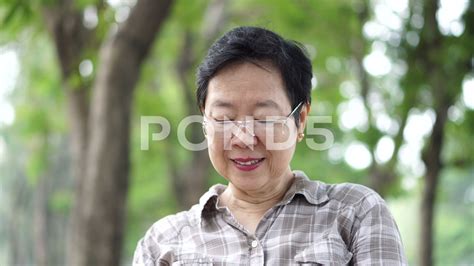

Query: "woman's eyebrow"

xmin=210 ymin=99 xmax=283 ymax=112
xmin=255 ymin=100 xmax=282 ymax=112
xmin=210 ymin=100 xmax=234 ymax=108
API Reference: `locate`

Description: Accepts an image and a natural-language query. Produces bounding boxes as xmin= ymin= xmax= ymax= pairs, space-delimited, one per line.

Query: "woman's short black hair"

xmin=196 ymin=26 xmax=312 ymax=124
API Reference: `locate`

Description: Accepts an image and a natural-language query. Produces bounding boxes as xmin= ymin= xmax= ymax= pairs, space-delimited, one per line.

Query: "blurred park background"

xmin=0 ymin=0 xmax=473 ymax=265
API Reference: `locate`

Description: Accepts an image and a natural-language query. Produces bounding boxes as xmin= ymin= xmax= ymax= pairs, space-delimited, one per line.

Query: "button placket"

xmin=248 ymin=238 xmax=264 ymax=265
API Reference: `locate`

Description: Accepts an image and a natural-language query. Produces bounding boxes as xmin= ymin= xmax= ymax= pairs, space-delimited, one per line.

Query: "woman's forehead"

xmin=206 ymin=62 xmax=290 ymax=109
xmin=209 ymin=61 xmax=283 ymax=86
xmin=205 ymin=83 xmax=291 ymax=110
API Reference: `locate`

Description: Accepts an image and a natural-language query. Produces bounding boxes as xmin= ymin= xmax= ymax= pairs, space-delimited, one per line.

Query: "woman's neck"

xmin=220 ymin=173 xmax=295 ymax=214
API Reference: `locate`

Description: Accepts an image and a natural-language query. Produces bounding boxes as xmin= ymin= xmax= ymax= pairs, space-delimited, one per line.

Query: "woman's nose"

xmin=228 ymin=122 xmax=257 ymax=150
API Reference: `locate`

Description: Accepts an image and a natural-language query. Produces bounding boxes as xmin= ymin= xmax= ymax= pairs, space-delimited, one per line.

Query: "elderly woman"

xmin=134 ymin=26 xmax=406 ymax=265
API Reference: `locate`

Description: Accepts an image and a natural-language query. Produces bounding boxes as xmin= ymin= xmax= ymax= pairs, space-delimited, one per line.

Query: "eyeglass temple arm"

xmin=288 ymin=101 xmax=304 ymax=117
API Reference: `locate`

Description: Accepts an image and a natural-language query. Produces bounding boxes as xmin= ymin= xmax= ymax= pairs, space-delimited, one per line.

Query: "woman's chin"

xmin=228 ymin=173 xmax=270 ymax=192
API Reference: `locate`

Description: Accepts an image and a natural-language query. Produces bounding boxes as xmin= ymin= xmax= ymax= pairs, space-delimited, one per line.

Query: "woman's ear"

xmin=297 ymin=102 xmax=310 ymax=142
xmin=200 ymin=107 xmax=207 ymax=137
xmin=298 ymin=102 xmax=311 ymax=131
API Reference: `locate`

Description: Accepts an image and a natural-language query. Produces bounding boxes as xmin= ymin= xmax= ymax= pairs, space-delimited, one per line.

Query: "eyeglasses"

xmin=202 ymin=102 xmax=303 ymax=139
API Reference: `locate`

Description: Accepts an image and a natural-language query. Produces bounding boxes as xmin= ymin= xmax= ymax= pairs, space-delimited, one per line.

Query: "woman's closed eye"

xmin=210 ymin=115 xmax=236 ymax=122
xmin=214 ymin=118 xmax=233 ymax=122
xmin=255 ymin=119 xmax=276 ymax=124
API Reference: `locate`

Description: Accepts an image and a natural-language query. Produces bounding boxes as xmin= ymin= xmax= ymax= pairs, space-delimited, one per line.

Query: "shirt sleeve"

xmin=132 ymin=217 xmax=180 ymax=266
xmin=132 ymin=221 xmax=174 ymax=266
xmin=350 ymin=193 xmax=408 ymax=265
xmin=133 ymin=230 xmax=164 ymax=266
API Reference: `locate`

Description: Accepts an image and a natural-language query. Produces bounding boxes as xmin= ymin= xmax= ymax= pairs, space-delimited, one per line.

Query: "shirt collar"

xmin=279 ymin=170 xmax=330 ymax=206
xmin=196 ymin=170 xmax=330 ymax=223
xmin=195 ymin=184 xmax=225 ymax=222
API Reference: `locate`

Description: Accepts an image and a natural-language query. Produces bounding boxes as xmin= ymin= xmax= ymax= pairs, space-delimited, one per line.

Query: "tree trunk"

xmin=420 ymin=109 xmax=447 ymax=266
xmin=418 ymin=1 xmax=451 ymax=265
xmin=170 ymin=0 xmax=227 ymax=210
xmin=171 ymin=30 xmax=212 ymax=210
xmin=64 ymin=86 xmax=90 ymax=263
xmin=42 ymin=2 xmax=92 ymax=263
xmin=69 ymin=1 xmax=173 ymax=265
xmin=43 ymin=0 xmax=173 ymax=265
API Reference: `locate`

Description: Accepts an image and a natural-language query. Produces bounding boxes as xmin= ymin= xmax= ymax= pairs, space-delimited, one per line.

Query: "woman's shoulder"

xmin=325 ymin=182 xmax=382 ymax=205
xmin=319 ymin=181 xmax=389 ymax=219
xmin=143 ymin=205 xmax=201 ymax=243
xmin=133 ymin=207 xmax=201 ymax=264
xmin=296 ymin=171 xmax=387 ymax=217
xmin=296 ymin=170 xmax=385 ymax=208
xmin=141 ymin=185 xmax=224 ymax=244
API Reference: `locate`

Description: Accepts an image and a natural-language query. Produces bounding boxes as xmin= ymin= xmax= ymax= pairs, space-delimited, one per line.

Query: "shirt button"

xmin=251 ymin=240 xmax=258 ymax=248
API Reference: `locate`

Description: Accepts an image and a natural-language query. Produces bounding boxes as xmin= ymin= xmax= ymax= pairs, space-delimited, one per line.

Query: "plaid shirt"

xmin=133 ymin=171 xmax=407 ymax=265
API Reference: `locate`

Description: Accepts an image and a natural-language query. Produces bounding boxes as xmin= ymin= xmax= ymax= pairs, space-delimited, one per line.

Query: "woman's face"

xmin=203 ymin=61 xmax=309 ymax=193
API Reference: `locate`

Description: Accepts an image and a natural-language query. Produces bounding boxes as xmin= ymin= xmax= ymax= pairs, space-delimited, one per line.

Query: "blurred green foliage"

xmin=0 ymin=0 xmax=473 ymax=265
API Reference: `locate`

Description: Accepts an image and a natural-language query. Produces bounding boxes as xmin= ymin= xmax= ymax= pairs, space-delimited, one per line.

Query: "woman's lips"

xmin=231 ymin=158 xmax=265 ymax=171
